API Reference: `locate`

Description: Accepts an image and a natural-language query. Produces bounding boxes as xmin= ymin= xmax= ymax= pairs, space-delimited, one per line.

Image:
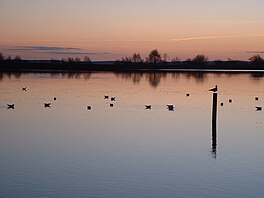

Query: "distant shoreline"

xmin=1 ymin=60 xmax=264 ymax=72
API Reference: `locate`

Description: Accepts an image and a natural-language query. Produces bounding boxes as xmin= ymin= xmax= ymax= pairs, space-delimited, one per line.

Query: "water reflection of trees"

xmin=184 ymin=72 xmax=207 ymax=83
xmin=251 ymin=73 xmax=264 ymax=79
xmin=0 ymin=72 xmax=92 ymax=81
xmin=115 ymin=72 xmax=168 ymax=88
xmin=115 ymin=72 xmax=208 ymax=88
xmin=0 ymin=72 xmax=22 ymax=81
xmin=114 ymin=73 xmax=144 ymax=84
xmin=1 ymin=72 xmax=264 ymax=87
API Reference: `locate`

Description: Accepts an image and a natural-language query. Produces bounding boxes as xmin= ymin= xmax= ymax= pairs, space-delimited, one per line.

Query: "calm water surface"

xmin=0 ymin=72 xmax=264 ymax=197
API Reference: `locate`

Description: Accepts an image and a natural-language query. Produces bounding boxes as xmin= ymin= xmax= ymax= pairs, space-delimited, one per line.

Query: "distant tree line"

xmin=1 ymin=51 xmax=264 ymax=65
xmin=0 ymin=53 xmax=22 ymax=62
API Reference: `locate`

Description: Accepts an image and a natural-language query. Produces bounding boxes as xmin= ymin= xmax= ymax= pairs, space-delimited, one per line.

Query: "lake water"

xmin=0 ymin=72 xmax=264 ymax=198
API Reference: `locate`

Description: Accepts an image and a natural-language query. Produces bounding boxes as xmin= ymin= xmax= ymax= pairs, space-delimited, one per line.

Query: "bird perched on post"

xmin=209 ymin=85 xmax=218 ymax=93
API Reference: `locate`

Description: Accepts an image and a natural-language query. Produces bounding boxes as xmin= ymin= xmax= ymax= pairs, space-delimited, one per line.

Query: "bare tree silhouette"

xmin=162 ymin=53 xmax=169 ymax=62
xmin=14 ymin=55 xmax=22 ymax=61
xmin=249 ymin=55 xmax=264 ymax=65
xmin=84 ymin=56 xmax=91 ymax=63
xmin=132 ymin=53 xmax=143 ymax=63
xmin=121 ymin=56 xmax=132 ymax=63
xmin=192 ymin=54 xmax=208 ymax=63
xmin=171 ymin=57 xmax=180 ymax=63
xmin=146 ymin=49 xmax=162 ymax=63
xmin=0 ymin=53 xmax=4 ymax=62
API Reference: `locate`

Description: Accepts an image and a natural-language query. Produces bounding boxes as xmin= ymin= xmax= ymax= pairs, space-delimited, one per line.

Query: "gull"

xmin=111 ymin=97 xmax=116 ymax=101
xmin=22 ymin=87 xmax=27 ymax=91
xmin=104 ymin=95 xmax=109 ymax=99
xmin=167 ymin=104 xmax=174 ymax=108
xmin=209 ymin=85 xmax=218 ymax=93
xmin=145 ymin=105 xmax=151 ymax=109
xmin=167 ymin=105 xmax=174 ymax=111
xmin=256 ymin=107 xmax=262 ymax=111
xmin=44 ymin=103 xmax=51 ymax=108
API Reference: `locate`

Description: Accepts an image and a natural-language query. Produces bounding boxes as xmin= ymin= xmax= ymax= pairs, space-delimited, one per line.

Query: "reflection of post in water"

xmin=212 ymin=92 xmax=217 ymax=158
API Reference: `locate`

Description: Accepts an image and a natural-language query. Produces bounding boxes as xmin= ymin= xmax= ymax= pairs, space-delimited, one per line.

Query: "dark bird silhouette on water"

xmin=229 ymin=99 xmax=232 ymax=103
xmin=255 ymin=97 xmax=259 ymax=101
xmin=7 ymin=104 xmax=15 ymax=109
xmin=44 ymin=103 xmax=51 ymax=108
xmin=22 ymin=87 xmax=27 ymax=91
xmin=167 ymin=104 xmax=174 ymax=108
xmin=54 ymin=97 xmax=57 ymax=101
xmin=110 ymin=103 xmax=114 ymax=107
xmin=87 ymin=106 xmax=92 ymax=110
xmin=220 ymin=102 xmax=224 ymax=106
xmin=167 ymin=105 xmax=174 ymax=111
xmin=104 ymin=95 xmax=109 ymax=99
xmin=111 ymin=97 xmax=116 ymax=101
xmin=145 ymin=105 xmax=151 ymax=109
xmin=209 ymin=85 xmax=218 ymax=93
xmin=256 ymin=106 xmax=262 ymax=111
xmin=186 ymin=93 xmax=190 ymax=97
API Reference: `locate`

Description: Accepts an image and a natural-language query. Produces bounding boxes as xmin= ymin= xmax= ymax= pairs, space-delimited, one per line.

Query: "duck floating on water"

xmin=7 ymin=104 xmax=15 ymax=109
xmin=167 ymin=105 xmax=174 ymax=111
xmin=145 ymin=105 xmax=151 ymax=109
xmin=256 ymin=106 xmax=262 ymax=111
xmin=44 ymin=103 xmax=51 ymax=108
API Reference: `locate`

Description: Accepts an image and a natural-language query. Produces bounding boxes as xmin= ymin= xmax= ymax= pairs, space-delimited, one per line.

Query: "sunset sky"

xmin=1 ymin=0 xmax=264 ymax=60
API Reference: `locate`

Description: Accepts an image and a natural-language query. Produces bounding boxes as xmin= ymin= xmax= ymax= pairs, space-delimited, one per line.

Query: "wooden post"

xmin=212 ymin=92 xmax=217 ymax=158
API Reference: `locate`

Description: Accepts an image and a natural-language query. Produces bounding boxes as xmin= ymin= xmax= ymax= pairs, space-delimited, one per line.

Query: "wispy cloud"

xmin=171 ymin=35 xmax=264 ymax=42
xmin=5 ymin=45 xmax=112 ymax=55
xmin=44 ymin=51 xmax=111 ymax=55
xmin=7 ymin=46 xmax=81 ymax=51
xmin=3 ymin=35 xmax=264 ymax=44
xmin=246 ymin=51 xmax=264 ymax=54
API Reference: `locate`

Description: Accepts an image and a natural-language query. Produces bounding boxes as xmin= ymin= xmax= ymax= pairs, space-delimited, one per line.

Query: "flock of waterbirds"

xmin=5 ymin=85 xmax=262 ymax=111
